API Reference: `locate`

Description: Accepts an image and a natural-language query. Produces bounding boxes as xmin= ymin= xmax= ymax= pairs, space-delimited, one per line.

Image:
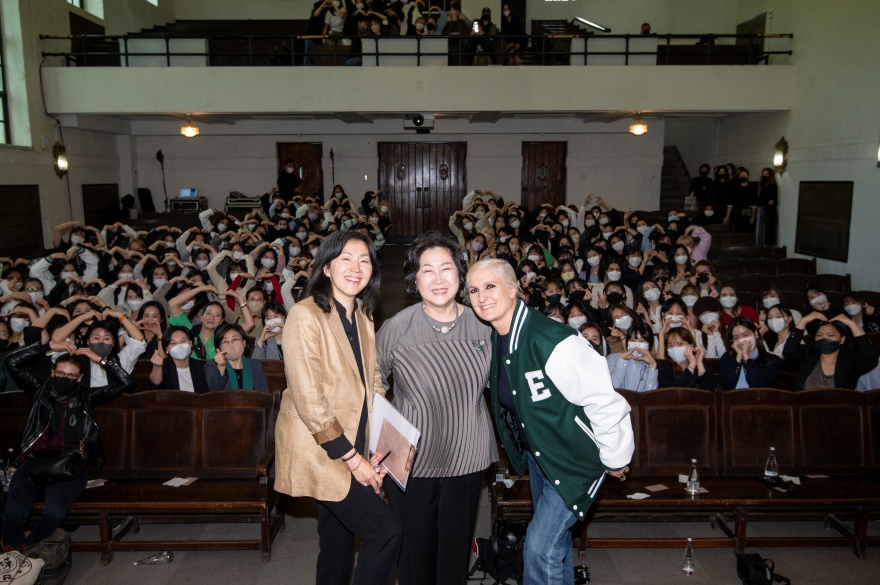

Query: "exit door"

xmin=522 ymin=142 xmax=567 ymax=209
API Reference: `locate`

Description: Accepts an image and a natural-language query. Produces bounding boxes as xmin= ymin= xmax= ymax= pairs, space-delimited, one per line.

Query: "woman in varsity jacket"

xmin=466 ymin=258 xmax=635 ymax=585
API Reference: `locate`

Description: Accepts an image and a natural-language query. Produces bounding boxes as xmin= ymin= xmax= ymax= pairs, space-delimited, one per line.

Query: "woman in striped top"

xmin=377 ymin=231 xmax=497 ymax=585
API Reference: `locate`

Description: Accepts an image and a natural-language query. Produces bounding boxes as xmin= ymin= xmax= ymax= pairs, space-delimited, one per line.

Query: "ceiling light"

xmin=180 ymin=115 xmax=199 ymax=138
xmin=629 ymin=113 xmax=648 ymax=136
xmin=52 ymin=142 xmax=69 ymax=178
xmin=574 ymin=17 xmax=611 ymax=33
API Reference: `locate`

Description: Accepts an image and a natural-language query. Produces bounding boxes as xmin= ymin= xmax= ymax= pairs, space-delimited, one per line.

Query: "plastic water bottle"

xmin=681 ymin=538 xmax=695 ymax=575
xmin=686 ymin=459 xmax=700 ymax=495
xmin=764 ymin=447 xmax=779 ymax=479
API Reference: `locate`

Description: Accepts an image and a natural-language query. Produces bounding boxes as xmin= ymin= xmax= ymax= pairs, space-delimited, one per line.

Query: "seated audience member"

xmin=719 ymin=317 xmax=781 ymax=390
xmin=758 ymin=286 xmax=803 ymax=324
xmin=252 ymin=301 xmax=287 ymax=360
xmin=693 ymin=297 xmax=728 ymax=358
xmin=148 ymin=326 xmax=210 ymax=393
xmin=842 ymin=293 xmax=880 ymax=333
xmin=606 ymin=321 xmax=658 ymax=392
xmin=804 ymin=287 xmax=841 ymax=319
xmin=135 ymin=300 xmax=167 ymax=356
xmin=761 ymin=304 xmax=796 ymax=358
xmin=718 ymin=285 xmax=759 ymax=325
xmin=657 ymin=327 xmax=714 ymax=390
xmin=605 ymin=304 xmax=640 ymax=355
xmin=635 ymin=278 xmax=664 ymax=333
xmin=690 ymin=260 xmax=720 ymax=298
xmin=783 ymin=312 xmax=879 ymax=390
xmin=578 ymin=321 xmax=609 ymax=356
xmin=169 ymin=285 xmax=248 ymax=360
xmin=205 ymin=323 xmax=269 ymax=392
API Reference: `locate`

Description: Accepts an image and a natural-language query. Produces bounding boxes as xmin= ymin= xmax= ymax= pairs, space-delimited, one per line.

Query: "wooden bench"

xmin=490 ymin=388 xmax=880 ymax=558
xmin=0 ymin=389 xmax=283 ymax=565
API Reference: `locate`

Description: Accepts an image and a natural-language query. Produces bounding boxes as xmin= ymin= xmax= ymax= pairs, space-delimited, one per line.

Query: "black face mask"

xmin=52 ymin=376 xmax=80 ymax=397
xmin=697 ymin=273 xmax=710 ymax=284
xmin=588 ymin=339 xmax=604 ymax=356
xmin=717 ymin=175 xmax=727 ymax=182
xmin=699 ymin=171 xmax=709 ymax=176
xmin=740 ymin=179 xmax=749 ymax=185
xmin=546 ymin=294 xmax=561 ymax=304
xmin=606 ymin=292 xmax=624 ymax=305
xmin=657 ymin=242 xmax=671 ymax=253
xmin=90 ymin=342 xmax=113 ymax=359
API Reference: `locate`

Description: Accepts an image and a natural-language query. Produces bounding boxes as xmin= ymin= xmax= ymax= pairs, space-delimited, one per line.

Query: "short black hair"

xmin=304 ymin=230 xmax=381 ymax=318
xmin=402 ymin=231 xmax=467 ymax=298
xmin=162 ymin=325 xmax=194 ymax=349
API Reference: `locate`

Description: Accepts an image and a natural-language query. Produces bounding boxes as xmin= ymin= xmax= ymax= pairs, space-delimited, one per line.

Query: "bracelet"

xmin=118 ymin=314 xmax=125 ymax=322
xmin=341 ymin=452 xmax=357 ymax=462
xmin=349 ymin=458 xmax=363 ymax=473
xmin=239 ymin=302 xmax=247 ymax=308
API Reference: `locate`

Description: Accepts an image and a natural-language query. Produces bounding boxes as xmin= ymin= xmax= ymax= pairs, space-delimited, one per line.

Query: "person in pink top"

xmin=679 ymin=224 xmax=713 ymax=263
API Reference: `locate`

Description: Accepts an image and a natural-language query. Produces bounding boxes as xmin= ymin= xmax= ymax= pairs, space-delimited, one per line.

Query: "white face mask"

xmin=568 ymin=315 xmax=587 ymax=330
xmin=762 ymin=296 xmax=779 ymax=309
xmin=310 ymin=248 xmax=319 ymax=258
xmin=265 ymin=317 xmax=285 ymax=333
xmin=152 ymin=278 xmax=167 ymax=288
xmin=720 ymin=295 xmax=738 ymax=308
xmin=628 ymin=256 xmax=641 ymax=267
xmin=118 ymin=272 xmax=134 ymax=280
xmin=60 ymin=271 xmax=77 ymax=280
xmin=614 ymin=315 xmax=633 ymax=331
xmin=261 ymin=258 xmax=275 ymax=269
xmin=510 ymin=220 xmax=521 ymax=229
xmin=598 ymin=218 xmax=609 ymax=226
xmin=628 ymin=341 xmax=650 ymax=353
xmin=612 ymin=242 xmax=625 ymax=253
xmin=602 ymin=232 xmax=611 ymax=241
xmin=809 ymin=294 xmax=828 ymax=308
xmin=70 ymin=235 xmax=85 ymax=245
xmin=665 ymin=314 xmax=684 ymax=328
xmin=181 ymin=300 xmax=195 ymax=311
xmin=169 ymin=343 xmax=192 ymax=360
xmin=127 ymin=299 xmax=144 ymax=311
xmin=549 ymin=316 xmax=565 ymax=323
xmin=229 ymin=272 xmax=241 ymax=281
xmin=10 ymin=317 xmax=29 ymax=332
xmin=682 ymin=294 xmax=698 ymax=307
xmin=463 ymin=222 xmax=473 ymax=231
xmin=636 ymin=225 xmax=650 ymax=235
xmin=233 ymin=251 xmax=244 ymax=261
xmin=767 ymin=317 xmax=787 ymax=333
xmin=285 ymin=167 xmax=295 ymax=174
xmin=379 ymin=205 xmax=389 ymax=213
xmin=296 ymin=232 xmax=307 ymax=241
xmin=217 ymin=223 xmax=228 ymax=233
xmin=607 ymin=270 xmax=622 ymax=282
xmin=585 ymin=219 xmax=596 ymax=228
xmin=587 ymin=256 xmax=600 ymax=267
xmin=561 ymin=220 xmax=570 ymax=228
xmin=704 ymin=210 xmax=714 ymax=217
xmin=196 ymin=260 xmax=209 ymax=270
xmin=503 ymin=10 xmax=510 ymax=17
xmin=523 ymin=271 xmax=537 ymax=283
xmin=699 ymin=312 xmax=719 ymax=325
xmin=289 ymin=247 xmax=301 ymax=257
xmin=844 ymin=303 xmax=862 ymax=316
xmin=28 ymin=291 xmax=44 ymax=303
xmin=643 ymin=288 xmax=661 ymax=302
xmin=667 ymin=345 xmax=688 ymax=364
xmin=674 ymin=255 xmax=689 ymax=265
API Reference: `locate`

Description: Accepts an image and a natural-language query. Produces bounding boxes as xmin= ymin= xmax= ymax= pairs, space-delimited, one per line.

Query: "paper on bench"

xmin=163 ymin=477 xmax=198 ymax=487
xmin=626 ymin=492 xmax=650 ymax=500
xmin=678 ymin=474 xmax=688 ymax=483
xmin=369 ymin=394 xmax=421 ymax=491
xmin=644 ymin=484 xmax=668 ymax=492
xmin=780 ymin=474 xmax=801 ymax=485
xmin=86 ymin=479 xmax=107 ymax=489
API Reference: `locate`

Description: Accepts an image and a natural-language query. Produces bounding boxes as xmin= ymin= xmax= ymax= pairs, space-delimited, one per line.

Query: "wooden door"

xmin=521 ymin=142 xmax=566 ymax=210
xmin=277 ymin=143 xmax=324 ymax=199
xmin=0 ymin=186 xmax=44 ymax=257
xmin=378 ymin=142 xmax=467 ymax=242
xmin=82 ymin=184 xmax=120 ymax=228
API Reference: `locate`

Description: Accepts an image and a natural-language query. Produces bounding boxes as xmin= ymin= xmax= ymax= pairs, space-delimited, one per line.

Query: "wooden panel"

xmin=92 ymin=408 xmax=128 ymax=472
xmin=522 ymin=142 xmax=566 ymax=210
xmin=0 ymin=186 xmax=44 ymax=257
xmin=203 ymin=408 xmax=266 ymax=470
xmin=277 ymin=142 xmax=323 ymax=199
xmin=0 ymin=392 xmax=29 ymax=458
xmin=643 ymin=406 xmax=711 ymax=469
xmin=132 ymin=409 xmax=196 ymax=470
xmin=799 ymin=405 xmax=864 ymax=468
xmin=869 ymin=400 xmax=880 ymax=467
xmin=82 ymin=183 xmax=120 ymax=229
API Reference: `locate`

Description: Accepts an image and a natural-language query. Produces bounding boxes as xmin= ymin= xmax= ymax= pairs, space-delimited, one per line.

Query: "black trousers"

xmin=387 ymin=470 xmax=484 ymax=585
xmin=316 ymin=477 xmax=402 ymax=585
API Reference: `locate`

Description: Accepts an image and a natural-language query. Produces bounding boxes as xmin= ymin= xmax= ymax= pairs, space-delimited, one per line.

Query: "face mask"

xmin=586 ymin=256 xmax=600 ymax=267
xmin=296 ymin=232 xmax=307 ymax=241
xmin=602 ymin=232 xmax=611 ymax=241
xmin=371 ymin=25 xmax=381 ymax=33
xmin=118 ymin=272 xmax=134 ymax=280
xmin=636 ymin=225 xmax=650 ymax=235
xmin=181 ymin=300 xmax=195 ymax=311
xmin=546 ymin=293 xmax=561 ymax=304
xmin=611 ymin=242 xmax=624 ymax=253
xmin=128 ymin=299 xmax=144 ymax=311
xmin=627 ymin=256 xmax=641 ymax=268
xmin=598 ymin=218 xmax=609 ymax=226
xmin=699 ymin=312 xmax=719 ymax=325
xmin=561 ymin=271 xmax=575 ymax=282
xmin=762 ymin=296 xmax=780 ymax=309
xmin=10 ymin=317 xmax=29 ymax=332
xmin=665 ymin=314 xmax=684 ymax=328
xmin=166 ymin=260 xmax=177 ymax=269
xmin=90 ymin=342 xmax=113 ymax=359
xmin=809 ymin=294 xmax=828 ymax=308
xmin=70 ymin=235 xmax=85 ymax=245
xmin=169 ymin=343 xmax=192 ymax=360
xmin=28 ymin=291 xmax=44 ymax=303
xmin=614 ymin=315 xmax=633 ymax=331
xmin=674 ymin=255 xmax=689 ymax=265
xmin=52 ymin=376 xmax=80 ymax=396
xmin=510 ymin=244 xmax=520 ymax=253
xmin=261 ymin=257 xmax=275 ymax=269
xmin=285 ymin=167 xmax=295 ymax=174
xmin=527 ymin=254 xmax=541 ymax=263
xmin=308 ymin=212 xmax=319 ymax=221
xmin=606 ymin=291 xmax=624 ymax=305
xmin=217 ymin=224 xmax=228 ymax=233
xmin=844 ymin=303 xmax=862 ymax=316
xmin=60 ymin=271 xmax=77 ymax=280
xmin=523 ymin=271 xmax=537 ymax=283
xmin=153 ymin=278 xmax=167 ymax=288
xmin=287 ymin=246 xmax=301 ymax=258
xmin=548 ymin=315 xmax=564 ymax=323
xmin=471 ymin=241 xmax=484 ymax=252
xmin=607 ymin=270 xmax=622 ymax=282
xmin=463 ymin=222 xmax=474 ymax=231
xmin=567 ymin=315 xmax=587 ymax=330
xmin=498 ymin=236 xmax=509 ymax=244
xmin=233 ymin=251 xmax=244 ymax=261
xmin=768 ymin=317 xmax=787 ymax=333
xmin=704 ymin=210 xmax=714 ymax=217
xmin=815 ymin=338 xmax=840 ymax=354
xmin=561 ymin=219 xmax=570 ymax=228
xmin=196 ymin=259 xmax=209 ymax=270
xmin=380 ymin=205 xmax=389 ymax=213
xmin=643 ymin=288 xmax=661 ymax=302
xmin=668 ymin=346 xmax=688 ymax=364
xmin=628 ymin=341 xmax=650 ymax=352
xmin=696 ymin=273 xmax=710 ymax=285
xmin=720 ymin=295 xmax=738 ymax=308
xmin=585 ymin=219 xmax=596 ymax=228
xmin=310 ymin=248 xmax=319 ymax=258
xmin=682 ymin=294 xmax=698 ymax=307
xmin=667 ymin=215 xmax=678 ymax=222
xmin=229 ymin=272 xmax=241 ymax=282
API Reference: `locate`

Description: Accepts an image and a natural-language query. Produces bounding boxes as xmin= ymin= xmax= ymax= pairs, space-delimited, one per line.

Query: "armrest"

xmin=257 ymin=450 xmax=276 ymax=478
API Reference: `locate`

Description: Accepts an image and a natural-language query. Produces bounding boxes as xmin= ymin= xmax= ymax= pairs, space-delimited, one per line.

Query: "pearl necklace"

xmin=421 ymin=302 xmax=459 ymax=334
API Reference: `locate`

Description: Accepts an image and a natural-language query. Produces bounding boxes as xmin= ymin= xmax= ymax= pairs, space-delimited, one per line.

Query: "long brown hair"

xmin=664 ymin=327 xmax=697 ymax=379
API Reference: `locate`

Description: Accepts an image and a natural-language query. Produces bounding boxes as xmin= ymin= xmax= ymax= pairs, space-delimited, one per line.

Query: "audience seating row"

xmin=491 ymin=387 xmax=880 ymax=558
xmin=713 ymin=256 xmax=816 ymax=277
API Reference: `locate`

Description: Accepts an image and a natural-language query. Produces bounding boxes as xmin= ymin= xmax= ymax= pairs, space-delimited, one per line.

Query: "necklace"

xmin=421 ymin=302 xmax=459 ymax=334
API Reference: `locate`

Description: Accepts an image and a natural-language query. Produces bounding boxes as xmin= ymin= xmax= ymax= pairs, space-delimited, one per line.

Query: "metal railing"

xmin=40 ymin=33 xmax=793 ymax=67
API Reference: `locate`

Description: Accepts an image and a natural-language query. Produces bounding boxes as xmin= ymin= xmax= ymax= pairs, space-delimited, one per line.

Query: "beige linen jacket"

xmin=275 ymin=297 xmax=384 ymax=502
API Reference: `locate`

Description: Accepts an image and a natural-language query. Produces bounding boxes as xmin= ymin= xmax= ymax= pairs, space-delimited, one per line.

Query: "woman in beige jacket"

xmin=275 ymin=230 xmax=401 ymax=585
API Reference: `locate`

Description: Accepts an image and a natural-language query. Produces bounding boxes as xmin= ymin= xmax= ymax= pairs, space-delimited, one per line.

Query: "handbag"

xmin=736 ymin=553 xmax=790 ymax=585
xmin=0 ymin=550 xmax=45 ymax=585
xmin=25 ymin=441 xmax=87 ymax=484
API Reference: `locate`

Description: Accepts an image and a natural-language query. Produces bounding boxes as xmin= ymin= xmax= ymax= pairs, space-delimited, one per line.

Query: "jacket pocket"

xmin=574 ymin=415 xmax=600 ymax=450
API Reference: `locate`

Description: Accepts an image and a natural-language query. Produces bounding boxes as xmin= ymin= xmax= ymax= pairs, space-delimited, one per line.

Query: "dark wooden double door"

xmin=522 ymin=142 xmax=567 ymax=210
xmin=277 ymin=143 xmax=324 ymax=198
xmin=378 ymin=142 xmax=467 ymax=242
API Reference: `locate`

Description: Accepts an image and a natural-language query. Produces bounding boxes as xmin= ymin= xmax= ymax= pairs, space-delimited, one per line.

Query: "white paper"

xmin=163 ymin=477 xmax=198 ymax=487
xmin=369 ymin=394 xmax=421 ymax=491
xmin=780 ymin=474 xmax=801 ymax=485
xmin=678 ymin=474 xmax=688 ymax=483
xmin=645 ymin=484 xmax=668 ymax=492
xmin=627 ymin=492 xmax=650 ymax=500
xmin=86 ymin=479 xmax=107 ymax=489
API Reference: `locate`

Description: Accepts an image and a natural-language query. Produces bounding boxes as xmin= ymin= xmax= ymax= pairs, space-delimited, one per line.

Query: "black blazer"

xmin=783 ymin=328 xmax=879 ymax=390
xmin=657 ymin=359 xmax=715 ymax=391
xmin=150 ymin=357 xmax=210 ymax=394
xmin=718 ymin=352 xmax=781 ymax=390
xmin=204 ymin=358 xmax=269 ymax=392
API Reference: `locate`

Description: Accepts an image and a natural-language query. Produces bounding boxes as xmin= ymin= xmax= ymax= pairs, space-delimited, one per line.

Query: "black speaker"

xmin=137 ymin=187 xmax=156 ymax=212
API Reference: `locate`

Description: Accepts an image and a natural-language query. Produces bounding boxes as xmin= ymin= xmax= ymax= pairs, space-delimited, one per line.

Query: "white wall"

xmin=663 ymin=118 xmax=719 ymax=176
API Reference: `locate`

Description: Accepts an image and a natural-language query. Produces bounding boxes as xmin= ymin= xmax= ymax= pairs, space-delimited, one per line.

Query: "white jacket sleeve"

xmin=79 ymin=248 xmax=100 ymax=281
xmin=545 ymin=335 xmax=635 ymax=469
xmin=28 ymin=258 xmax=57 ymax=294
xmin=199 ymin=209 xmax=215 ymax=230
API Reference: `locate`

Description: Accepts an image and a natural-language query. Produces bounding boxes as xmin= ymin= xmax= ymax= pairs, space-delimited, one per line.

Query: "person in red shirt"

xmin=718 ymin=285 xmax=759 ymax=326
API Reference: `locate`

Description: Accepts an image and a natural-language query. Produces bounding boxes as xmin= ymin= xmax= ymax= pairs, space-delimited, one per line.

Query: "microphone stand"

xmin=156 ymin=149 xmax=169 ymax=212
xmin=330 ymin=148 xmax=336 ymax=188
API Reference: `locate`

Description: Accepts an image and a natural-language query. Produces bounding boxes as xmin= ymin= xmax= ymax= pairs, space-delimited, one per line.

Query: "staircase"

xmin=660 ymin=145 xmax=691 ymax=211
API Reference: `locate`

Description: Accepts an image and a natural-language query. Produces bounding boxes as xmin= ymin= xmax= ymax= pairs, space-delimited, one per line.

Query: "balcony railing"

xmin=40 ymin=33 xmax=793 ymax=68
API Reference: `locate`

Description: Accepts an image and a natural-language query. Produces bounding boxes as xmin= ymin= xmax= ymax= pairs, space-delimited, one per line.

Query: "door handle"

xmin=416 ymin=187 xmax=423 ymax=208
xmin=423 ymin=188 xmax=430 ymax=209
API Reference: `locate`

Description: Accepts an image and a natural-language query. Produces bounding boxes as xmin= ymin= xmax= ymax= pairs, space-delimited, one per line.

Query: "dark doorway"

xmin=521 ymin=142 xmax=566 ymax=210
xmin=736 ymin=13 xmax=766 ymax=63
xmin=277 ymin=143 xmax=324 ymax=199
xmin=0 ymin=186 xmax=45 ymax=257
xmin=378 ymin=142 xmax=467 ymax=243
xmin=82 ymin=184 xmax=120 ymax=228
xmin=69 ymin=12 xmax=119 ymax=66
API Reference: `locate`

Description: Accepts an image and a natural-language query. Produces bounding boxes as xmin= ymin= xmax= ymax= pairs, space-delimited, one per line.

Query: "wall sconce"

xmin=629 ymin=113 xmax=648 ymax=136
xmin=773 ymin=136 xmax=788 ymax=173
xmin=52 ymin=141 xmax=69 ymax=179
xmin=180 ymin=114 xmax=199 ymax=138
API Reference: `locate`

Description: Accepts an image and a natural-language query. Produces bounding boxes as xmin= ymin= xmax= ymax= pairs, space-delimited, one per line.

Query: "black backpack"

xmin=468 ymin=521 xmax=526 ymax=585
xmin=736 ymin=553 xmax=790 ymax=585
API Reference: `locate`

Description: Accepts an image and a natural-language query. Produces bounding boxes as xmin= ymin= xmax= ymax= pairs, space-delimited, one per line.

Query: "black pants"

xmin=316 ymin=477 xmax=402 ymax=585
xmin=387 ymin=470 xmax=483 ymax=585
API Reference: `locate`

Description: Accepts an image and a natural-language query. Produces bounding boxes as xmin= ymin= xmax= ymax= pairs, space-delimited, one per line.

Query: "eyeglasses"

xmin=220 ymin=337 xmax=245 ymax=348
xmin=53 ymin=371 xmax=80 ymax=380
xmin=25 ymin=287 xmax=41 ymax=293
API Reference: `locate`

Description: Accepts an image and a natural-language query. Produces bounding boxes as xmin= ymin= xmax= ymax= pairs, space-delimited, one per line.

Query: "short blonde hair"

xmin=467 ymin=258 xmax=521 ymax=293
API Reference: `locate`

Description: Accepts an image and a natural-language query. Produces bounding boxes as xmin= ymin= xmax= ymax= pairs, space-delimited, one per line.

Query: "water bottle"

xmin=681 ymin=538 xmax=695 ymax=575
xmin=764 ymin=447 xmax=779 ymax=479
xmin=686 ymin=458 xmax=700 ymax=495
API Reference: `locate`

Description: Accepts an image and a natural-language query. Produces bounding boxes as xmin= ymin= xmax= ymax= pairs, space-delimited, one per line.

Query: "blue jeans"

xmin=525 ymin=453 xmax=577 ymax=585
